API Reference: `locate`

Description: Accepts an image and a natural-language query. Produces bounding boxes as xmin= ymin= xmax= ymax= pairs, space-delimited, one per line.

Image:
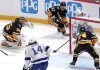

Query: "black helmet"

xmin=60 ymin=2 xmax=66 ymax=6
xmin=80 ymin=27 xmax=86 ymax=33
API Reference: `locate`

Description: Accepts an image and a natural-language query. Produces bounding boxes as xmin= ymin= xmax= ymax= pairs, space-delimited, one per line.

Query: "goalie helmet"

xmin=15 ymin=17 xmax=27 ymax=25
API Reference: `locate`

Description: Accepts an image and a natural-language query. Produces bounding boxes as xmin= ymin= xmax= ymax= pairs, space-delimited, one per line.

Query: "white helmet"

xmin=76 ymin=9 xmax=83 ymax=16
xmin=28 ymin=38 xmax=36 ymax=44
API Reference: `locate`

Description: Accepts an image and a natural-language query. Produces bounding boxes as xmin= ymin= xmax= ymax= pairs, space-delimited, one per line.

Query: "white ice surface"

xmin=0 ymin=20 xmax=99 ymax=70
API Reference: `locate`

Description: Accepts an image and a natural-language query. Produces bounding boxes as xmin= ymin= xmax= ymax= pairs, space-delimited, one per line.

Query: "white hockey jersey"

xmin=24 ymin=44 xmax=51 ymax=69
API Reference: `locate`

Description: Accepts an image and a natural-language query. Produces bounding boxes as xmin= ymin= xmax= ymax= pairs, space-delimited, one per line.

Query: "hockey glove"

xmin=65 ymin=22 xmax=69 ymax=28
xmin=23 ymin=65 xmax=28 ymax=70
xmin=23 ymin=68 xmax=27 ymax=70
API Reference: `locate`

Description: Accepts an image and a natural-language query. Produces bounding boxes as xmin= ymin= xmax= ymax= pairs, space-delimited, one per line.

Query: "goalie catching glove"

xmin=24 ymin=22 xmax=34 ymax=28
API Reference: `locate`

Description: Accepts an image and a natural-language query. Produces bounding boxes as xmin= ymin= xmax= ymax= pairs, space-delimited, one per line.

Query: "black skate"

xmin=62 ymin=33 xmax=69 ymax=36
xmin=70 ymin=62 xmax=75 ymax=67
xmin=96 ymin=66 xmax=100 ymax=70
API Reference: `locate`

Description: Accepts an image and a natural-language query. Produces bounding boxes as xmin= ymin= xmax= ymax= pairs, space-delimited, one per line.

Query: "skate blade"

xmin=69 ymin=65 xmax=75 ymax=68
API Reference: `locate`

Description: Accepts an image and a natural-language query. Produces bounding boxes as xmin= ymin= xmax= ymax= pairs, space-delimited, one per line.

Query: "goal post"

xmin=69 ymin=17 xmax=100 ymax=54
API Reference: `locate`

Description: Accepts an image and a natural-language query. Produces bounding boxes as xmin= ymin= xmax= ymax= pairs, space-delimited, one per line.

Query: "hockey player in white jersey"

xmin=23 ymin=38 xmax=51 ymax=70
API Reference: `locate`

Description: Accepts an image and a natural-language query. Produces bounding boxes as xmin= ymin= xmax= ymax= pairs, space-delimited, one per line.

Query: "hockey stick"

xmin=0 ymin=49 xmax=16 ymax=56
xmin=53 ymin=39 xmax=69 ymax=53
xmin=0 ymin=49 xmax=8 ymax=56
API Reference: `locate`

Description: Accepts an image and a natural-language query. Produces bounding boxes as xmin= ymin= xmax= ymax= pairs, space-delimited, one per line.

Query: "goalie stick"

xmin=53 ymin=39 xmax=69 ymax=53
xmin=0 ymin=49 xmax=8 ymax=56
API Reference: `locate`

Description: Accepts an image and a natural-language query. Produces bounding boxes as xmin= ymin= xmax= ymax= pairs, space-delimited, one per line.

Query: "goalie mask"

xmin=15 ymin=17 xmax=28 ymax=26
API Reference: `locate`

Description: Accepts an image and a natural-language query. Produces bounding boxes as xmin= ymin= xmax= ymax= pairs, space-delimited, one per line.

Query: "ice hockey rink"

xmin=0 ymin=20 xmax=100 ymax=70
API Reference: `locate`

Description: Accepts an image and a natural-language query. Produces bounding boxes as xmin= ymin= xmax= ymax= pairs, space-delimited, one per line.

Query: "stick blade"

xmin=53 ymin=50 xmax=57 ymax=53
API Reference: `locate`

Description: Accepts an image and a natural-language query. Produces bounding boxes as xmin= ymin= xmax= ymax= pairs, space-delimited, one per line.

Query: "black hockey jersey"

xmin=49 ymin=6 xmax=67 ymax=18
xmin=77 ymin=31 xmax=97 ymax=44
xmin=3 ymin=22 xmax=23 ymax=35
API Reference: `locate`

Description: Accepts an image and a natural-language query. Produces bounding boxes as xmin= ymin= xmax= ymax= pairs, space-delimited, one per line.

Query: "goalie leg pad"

xmin=5 ymin=41 xmax=20 ymax=48
xmin=17 ymin=35 xmax=25 ymax=47
xmin=1 ymin=41 xmax=11 ymax=47
xmin=3 ymin=34 xmax=14 ymax=42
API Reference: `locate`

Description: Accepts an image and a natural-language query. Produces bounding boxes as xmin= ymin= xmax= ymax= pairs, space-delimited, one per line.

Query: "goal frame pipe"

xmin=69 ymin=17 xmax=100 ymax=54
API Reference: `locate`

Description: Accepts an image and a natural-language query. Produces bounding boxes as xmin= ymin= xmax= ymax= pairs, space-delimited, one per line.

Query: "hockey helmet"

xmin=79 ymin=27 xmax=86 ymax=33
xmin=19 ymin=17 xmax=27 ymax=24
xmin=60 ymin=2 xmax=66 ymax=11
xmin=60 ymin=2 xmax=66 ymax=7
xmin=15 ymin=17 xmax=27 ymax=24
xmin=28 ymin=38 xmax=37 ymax=45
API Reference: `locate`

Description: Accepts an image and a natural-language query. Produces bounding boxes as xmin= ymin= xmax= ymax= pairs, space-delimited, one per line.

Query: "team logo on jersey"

xmin=67 ymin=2 xmax=82 ymax=17
xmin=44 ymin=0 xmax=60 ymax=14
xmin=21 ymin=0 xmax=38 ymax=14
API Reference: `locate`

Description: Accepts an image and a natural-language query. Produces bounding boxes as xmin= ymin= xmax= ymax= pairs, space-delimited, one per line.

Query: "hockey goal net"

xmin=69 ymin=17 xmax=100 ymax=54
